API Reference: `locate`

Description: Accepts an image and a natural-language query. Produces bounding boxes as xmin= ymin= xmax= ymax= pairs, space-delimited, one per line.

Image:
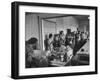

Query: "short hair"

xmin=54 ymin=34 xmax=59 ymax=37
xmin=49 ymin=33 xmax=53 ymax=38
xmin=26 ymin=37 xmax=38 ymax=44
xmin=59 ymin=31 xmax=63 ymax=35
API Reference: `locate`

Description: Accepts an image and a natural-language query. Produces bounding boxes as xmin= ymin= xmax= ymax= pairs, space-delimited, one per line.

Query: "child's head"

xmin=49 ymin=33 xmax=53 ymax=39
xmin=54 ymin=34 xmax=59 ymax=41
xmin=49 ymin=33 xmax=53 ymax=41
xmin=59 ymin=31 xmax=64 ymax=36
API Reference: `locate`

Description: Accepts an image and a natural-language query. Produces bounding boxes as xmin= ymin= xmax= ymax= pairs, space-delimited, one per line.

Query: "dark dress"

xmin=44 ymin=39 xmax=49 ymax=51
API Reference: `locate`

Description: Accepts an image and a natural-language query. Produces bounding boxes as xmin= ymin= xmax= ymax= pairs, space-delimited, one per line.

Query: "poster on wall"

xmin=11 ymin=1 xmax=98 ymax=79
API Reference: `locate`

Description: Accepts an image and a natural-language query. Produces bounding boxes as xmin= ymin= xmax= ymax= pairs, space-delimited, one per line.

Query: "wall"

xmin=56 ymin=16 xmax=89 ymax=34
xmin=53 ymin=16 xmax=78 ymax=34
xmin=43 ymin=20 xmax=56 ymax=35
xmin=79 ymin=19 xmax=89 ymax=32
xmin=0 ymin=0 xmax=99 ymax=81
xmin=42 ymin=16 xmax=88 ymax=38
xmin=63 ymin=16 xmax=78 ymax=32
xmin=25 ymin=14 xmax=39 ymax=41
xmin=47 ymin=16 xmax=89 ymax=34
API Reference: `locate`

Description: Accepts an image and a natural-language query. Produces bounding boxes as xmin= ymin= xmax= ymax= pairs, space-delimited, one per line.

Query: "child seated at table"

xmin=53 ymin=34 xmax=61 ymax=51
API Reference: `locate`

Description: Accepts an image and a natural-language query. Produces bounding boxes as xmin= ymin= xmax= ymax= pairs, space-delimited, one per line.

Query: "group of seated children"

xmin=44 ymin=29 xmax=89 ymax=62
xmin=25 ymin=29 xmax=89 ymax=67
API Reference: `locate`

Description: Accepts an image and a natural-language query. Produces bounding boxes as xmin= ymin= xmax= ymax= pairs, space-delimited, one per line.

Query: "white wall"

xmin=56 ymin=16 xmax=78 ymax=34
xmin=25 ymin=14 xmax=39 ymax=41
xmin=0 ymin=0 xmax=99 ymax=81
xmin=47 ymin=16 xmax=78 ymax=34
xmin=43 ymin=20 xmax=56 ymax=35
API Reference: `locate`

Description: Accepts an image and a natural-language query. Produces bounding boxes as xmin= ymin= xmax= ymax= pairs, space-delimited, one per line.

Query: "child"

xmin=66 ymin=45 xmax=73 ymax=61
xmin=53 ymin=34 xmax=61 ymax=51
